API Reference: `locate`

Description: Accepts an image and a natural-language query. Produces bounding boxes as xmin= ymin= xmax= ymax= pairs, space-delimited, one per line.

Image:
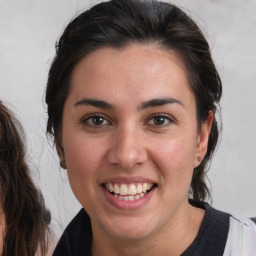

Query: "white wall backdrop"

xmin=1 ymin=0 xmax=256 ymax=245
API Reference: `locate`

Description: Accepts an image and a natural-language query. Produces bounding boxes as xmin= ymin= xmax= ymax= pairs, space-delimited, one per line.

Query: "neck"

xmin=91 ymin=202 xmax=204 ymax=256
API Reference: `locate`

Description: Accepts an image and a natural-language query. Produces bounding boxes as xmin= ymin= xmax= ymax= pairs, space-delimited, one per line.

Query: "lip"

xmin=100 ymin=176 xmax=157 ymax=184
xmin=101 ymin=184 xmax=156 ymax=210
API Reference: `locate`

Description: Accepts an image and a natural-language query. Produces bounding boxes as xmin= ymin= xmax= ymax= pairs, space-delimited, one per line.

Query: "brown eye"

xmin=147 ymin=115 xmax=173 ymax=126
xmin=91 ymin=116 xmax=105 ymax=125
xmin=83 ymin=115 xmax=110 ymax=127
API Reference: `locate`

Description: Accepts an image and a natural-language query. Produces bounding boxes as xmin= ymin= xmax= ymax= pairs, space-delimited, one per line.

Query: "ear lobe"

xmin=195 ymin=111 xmax=213 ymax=167
xmin=56 ymin=143 xmax=67 ymax=169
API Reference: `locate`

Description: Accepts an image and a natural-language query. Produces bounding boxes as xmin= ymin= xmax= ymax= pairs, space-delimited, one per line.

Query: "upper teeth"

xmin=105 ymin=183 xmax=153 ymax=196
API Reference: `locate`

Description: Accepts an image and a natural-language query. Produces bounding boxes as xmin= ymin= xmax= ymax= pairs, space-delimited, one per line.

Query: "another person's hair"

xmin=46 ymin=0 xmax=222 ymax=201
xmin=0 ymin=101 xmax=50 ymax=256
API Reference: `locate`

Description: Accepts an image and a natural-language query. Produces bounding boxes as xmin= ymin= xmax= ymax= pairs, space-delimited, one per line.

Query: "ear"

xmin=56 ymin=142 xmax=67 ymax=169
xmin=194 ymin=111 xmax=213 ymax=167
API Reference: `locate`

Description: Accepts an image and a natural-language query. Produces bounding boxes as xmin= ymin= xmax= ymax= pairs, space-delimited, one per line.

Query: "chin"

xmin=104 ymin=215 xmax=157 ymax=241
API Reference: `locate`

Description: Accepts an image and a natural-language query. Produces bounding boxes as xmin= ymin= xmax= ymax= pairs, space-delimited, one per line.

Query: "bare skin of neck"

xmin=91 ymin=203 xmax=205 ymax=256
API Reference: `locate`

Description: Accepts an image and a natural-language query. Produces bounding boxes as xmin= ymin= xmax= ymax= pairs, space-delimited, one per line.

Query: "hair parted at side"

xmin=0 ymin=101 xmax=51 ymax=256
xmin=46 ymin=0 xmax=222 ymax=201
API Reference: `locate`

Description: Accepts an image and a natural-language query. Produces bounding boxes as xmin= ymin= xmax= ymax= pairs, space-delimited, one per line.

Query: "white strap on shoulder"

xmin=223 ymin=216 xmax=256 ymax=256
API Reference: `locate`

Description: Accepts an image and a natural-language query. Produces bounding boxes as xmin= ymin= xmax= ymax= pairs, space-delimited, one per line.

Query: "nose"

xmin=107 ymin=125 xmax=148 ymax=169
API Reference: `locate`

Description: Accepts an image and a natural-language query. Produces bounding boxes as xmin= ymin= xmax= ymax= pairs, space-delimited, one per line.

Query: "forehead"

xmin=72 ymin=43 xmax=187 ymax=79
xmin=69 ymin=44 xmax=194 ymax=107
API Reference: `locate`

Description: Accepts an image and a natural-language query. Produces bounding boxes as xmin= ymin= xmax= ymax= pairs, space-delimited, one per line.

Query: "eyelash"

xmin=146 ymin=114 xmax=174 ymax=127
xmin=81 ymin=114 xmax=111 ymax=127
xmin=81 ymin=113 xmax=174 ymax=128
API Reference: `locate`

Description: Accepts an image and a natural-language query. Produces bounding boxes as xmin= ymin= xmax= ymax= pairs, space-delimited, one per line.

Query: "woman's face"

xmin=60 ymin=44 xmax=211 ymax=241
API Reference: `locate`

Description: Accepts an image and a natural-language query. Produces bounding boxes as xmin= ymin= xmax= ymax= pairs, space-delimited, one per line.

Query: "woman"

xmin=45 ymin=0 xmax=256 ymax=255
xmin=0 ymin=101 xmax=50 ymax=256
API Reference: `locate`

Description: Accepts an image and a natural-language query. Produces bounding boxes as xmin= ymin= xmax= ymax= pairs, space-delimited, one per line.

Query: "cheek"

xmin=154 ymin=137 xmax=196 ymax=169
xmin=151 ymin=137 xmax=196 ymax=187
xmin=63 ymin=137 xmax=106 ymax=210
xmin=63 ymin=135 xmax=105 ymax=189
xmin=63 ymin=128 xmax=104 ymax=168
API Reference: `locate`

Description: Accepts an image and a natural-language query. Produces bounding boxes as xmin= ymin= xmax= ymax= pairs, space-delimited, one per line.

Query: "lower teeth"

xmin=113 ymin=192 xmax=145 ymax=201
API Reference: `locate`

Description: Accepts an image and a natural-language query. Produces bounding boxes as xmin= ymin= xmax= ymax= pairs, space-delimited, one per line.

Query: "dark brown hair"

xmin=46 ymin=0 xmax=222 ymax=200
xmin=0 ymin=101 xmax=50 ymax=256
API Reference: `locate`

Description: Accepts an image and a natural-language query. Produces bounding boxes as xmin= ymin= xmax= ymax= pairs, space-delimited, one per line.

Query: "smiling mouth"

xmin=103 ymin=182 xmax=157 ymax=201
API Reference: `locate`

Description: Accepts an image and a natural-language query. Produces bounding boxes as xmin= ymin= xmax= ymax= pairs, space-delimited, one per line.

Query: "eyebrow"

xmin=138 ymin=97 xmax=184 ymax=110
xmin=75 ymin=98 xmax=113 ymax=109
xmin=74 ymin=97 xmax=184 ymax=110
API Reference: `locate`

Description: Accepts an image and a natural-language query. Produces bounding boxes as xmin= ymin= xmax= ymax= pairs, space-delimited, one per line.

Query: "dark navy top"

xmin=53 ymin=201 xmax=231 ymax=256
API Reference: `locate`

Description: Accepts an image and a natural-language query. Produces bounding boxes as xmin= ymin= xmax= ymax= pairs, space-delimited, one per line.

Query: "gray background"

xmin=0 ymin=0 xmax=255 ymax=244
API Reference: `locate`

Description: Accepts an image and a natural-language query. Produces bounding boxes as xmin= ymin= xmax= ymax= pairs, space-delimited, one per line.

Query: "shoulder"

xmin=223 ymin=216 xmax=256 ymax=256
xmin=190 ymin=200 xmax=231 ymax=238
xmin=187 ymin=201 xmax=256 ymax=256
xmin=251 ymin=217 xmax=256 ymax=224
xmin=182 ymin=200 xmax=231 ymax=256
xmin=52 ymin=208 xmax=92 ymax=256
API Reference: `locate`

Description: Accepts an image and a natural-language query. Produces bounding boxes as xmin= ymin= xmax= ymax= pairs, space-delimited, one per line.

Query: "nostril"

xmin=108 ymin=150 xmax=148 ymax=169
xmin=106 ymin=134 xmax=148 ymax=168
